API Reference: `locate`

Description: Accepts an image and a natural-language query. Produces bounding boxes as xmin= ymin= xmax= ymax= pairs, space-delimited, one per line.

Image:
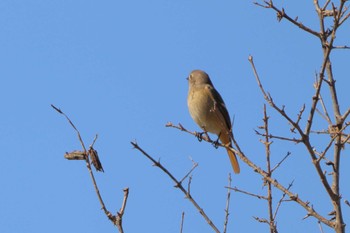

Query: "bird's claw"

xmin=212 ymin=134 xmax=221 ymax=149
xmin=195 ymin=132 xmax=205 ymax=142
xmin=212 ymin=138 xmax=220 ymax=149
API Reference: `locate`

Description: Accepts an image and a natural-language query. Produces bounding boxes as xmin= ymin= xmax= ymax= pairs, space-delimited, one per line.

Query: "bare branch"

xmin=179 ymin=158 xmax=198 ymax=184
xmin=342 ymin=108 xmax=350 ymax=122
xmin=273 ymin=181 xmax=294 ymax=220
xmin=180 ymin=212 xmax=185 ymax=233
xmin=51 ymin=104 xmax=87 ymax=152
xmin=255 ymin=1 xmax=320 ymax=37
xmin=131 ymin=141 xmax=220 ymax=233
xmin=248 ymin=56 xmax=305 ymax=137
xmin=115 ymin=188 xmax=130 ymax=233
xmin=223 ymin=173 xmax=232 ymax=233
xmin=52 ymin=104 xmax=127 ymax=231
xmin=291 ymin=104 xmax=306 ymax=133
xmin=332 ymin=45 xmax=350 ymax=49
xmin=271 ymin=152 xmax=291 ymax=173
xmin=248 ymin=56 xmax=335 ymax=203
xmin=318 ymin=221 xmax=325 ymax=233
xmin=228 ymin=186 xmax=268 ymax=200
xmin=255 ymin=130 xmax=302 ymax=143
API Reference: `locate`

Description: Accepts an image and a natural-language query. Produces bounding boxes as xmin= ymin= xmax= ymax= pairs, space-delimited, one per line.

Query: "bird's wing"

xmin=205 ymin=84 xmax=233 ymax=137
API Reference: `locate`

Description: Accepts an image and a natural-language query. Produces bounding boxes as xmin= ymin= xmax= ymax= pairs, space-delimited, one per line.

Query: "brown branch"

xmin=115 ymin=188 xmax=130 ymax=233
xmin=316 ymin=77 xmax=332 ymax=125
xmin=248 ymin=56 xmax=305 ymax=138
xmin=254 ymin=130 xmax=302 ymax=143
xmin=332 ymin=45 xmax=350 ymax=49
xmin=253 ymin=216 xmax=270 ymax=225
xmin=318 ymin=221 xmax=326 ymax=233
xmin=52 ymin=104 xmax=127 ymax=232
xmin=228 ymin=186 xmax=268 ymax=200
xmin=131 ymin=141 xmax=220 ymax=233
xmin=180 ymin=212 xmax=185 ymax=233
xmin=323 ymin=2 xmax=348 ymax=224
xmin=255 ymin=1 xmax=320 ymax=37
xmin=273 ymin=181 xmax=294 ymax=220
xmin=261 ymin=104 xmax=277 ymax=233
xmin=233 ymin=134 xmax=334 ymax=227
xmin=271 ymin=152 xmax=291 ymax=173
xmin=223 ymin=173 xmax=232 ymax=233
xmin=248 ymin=56 xmax=335 ymax=203
xmin=169 ymin=122 xmax=334 ymax=227
xmin=51 ymin=104 xmax=87 ymax=152
xmin=291 ymin=104 xmax=306 ymax=133
xmin=341 ymin=108 xmax=350 ymax=122
xmin=179 ymin=158 xmax=198 ymax=184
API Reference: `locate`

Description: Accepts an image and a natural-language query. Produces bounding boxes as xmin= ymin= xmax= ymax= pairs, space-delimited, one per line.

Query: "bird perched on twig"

xmin=187 ymin=70 xmax=240 ymax=174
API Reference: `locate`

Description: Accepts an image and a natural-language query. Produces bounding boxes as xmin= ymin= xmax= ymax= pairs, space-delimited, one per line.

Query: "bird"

xmin=187 ymin=70 xmax=240 ymax=174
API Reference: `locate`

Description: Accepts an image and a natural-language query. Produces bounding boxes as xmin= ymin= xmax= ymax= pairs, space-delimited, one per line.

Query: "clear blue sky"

xmin=1 ymin=1 xmax=349 ymax=233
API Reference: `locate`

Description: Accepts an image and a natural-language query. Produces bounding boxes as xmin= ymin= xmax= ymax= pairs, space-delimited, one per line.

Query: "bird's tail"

xmin=226 ymin=147 xmax=240 ymax=174
xmin=220 ymin=133 xmax=240 ymax=174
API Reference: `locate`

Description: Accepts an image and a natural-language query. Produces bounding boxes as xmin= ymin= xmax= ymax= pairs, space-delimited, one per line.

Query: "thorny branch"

xmin=167 ymin=122 xmax=334 ymax=227
xmin=255 ymin=1 xmax=320 ymax=37
xmin=248 ymin=56 xmax=335 ymax=201
xmin=52 ymin=104 xmax=128 ymax=232
xmin=248 ymin=1 xmax=349 ymax=232
xmin=261 ymin=105 xmax=277 ymax=233
xmin=228 ymin=186 xmax=268 ymax=200
xmin=131 ymin=141 xmax=221 ymax=233
xmin=223 ymin=173 xmax=232 ymax=233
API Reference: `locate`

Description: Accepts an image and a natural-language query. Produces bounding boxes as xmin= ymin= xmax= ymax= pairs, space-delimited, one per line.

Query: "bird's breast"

xmin=187 ymin=88 xmax=221 ymax=135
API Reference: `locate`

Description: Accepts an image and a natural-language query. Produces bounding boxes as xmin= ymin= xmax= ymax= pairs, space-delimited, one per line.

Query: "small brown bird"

xmin=187 ymin=70 xmax=240 ymax=174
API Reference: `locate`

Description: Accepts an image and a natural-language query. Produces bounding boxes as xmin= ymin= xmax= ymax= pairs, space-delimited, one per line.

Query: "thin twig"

xmin=131 ymin=141 xmax=220 ymax=233
xmin=318 ymin=221 xmax=325 ymax=233
xmin=51 ymin=104 xmax=87 ymax=152
xmin=228 ymin=186 xmax=268 ymax=200
xmin=271 ymin=152 xmax=291 ymax=173
xmin=180 ymin=212 xmax=185 ymax=233
xmin=273 ymin=181 xmax=294 ymax=220
xmin=255 ymin=1 xmax=320 ymax=37
xmin=255 ymin=130 xmax=302 ymax=143
xmin=179 ymin=158 xmax=198 ymax=184
xmin=223 ymin=173 xmax=232 ymax=233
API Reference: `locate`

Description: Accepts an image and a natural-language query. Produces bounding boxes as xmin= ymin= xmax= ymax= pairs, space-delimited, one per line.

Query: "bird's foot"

xmin=212 ymin=135 xmax=221 ymax=149
xmin=195 ymin=132 xmax=205 ymax=142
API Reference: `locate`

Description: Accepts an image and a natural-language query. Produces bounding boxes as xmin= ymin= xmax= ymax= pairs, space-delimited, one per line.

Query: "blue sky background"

xmin=1 ymin=1 xmax=349 ymax=232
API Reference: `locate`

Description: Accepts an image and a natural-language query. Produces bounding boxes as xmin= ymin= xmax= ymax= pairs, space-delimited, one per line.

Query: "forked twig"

xmin=52 ymin=104 xmax=128 ymax=232
xmin=131 ymin=141 xmax=220 ymax=233
xmin=169 ymin=122 xmax=334 ymax=227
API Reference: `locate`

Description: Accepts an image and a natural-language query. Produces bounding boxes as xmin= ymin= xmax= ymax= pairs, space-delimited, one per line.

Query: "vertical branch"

xmin=115 ymin=188 xmax=130 ymax=233
xmin=179 ymin=212 xmax=185 ymax=233
xmin=315 ymin=2 xmax=348 ymax=232
xmin=262 ymin=105 xmax=277 ymax=233
xmin=223 ymin=173 xmax=232 ymax=233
